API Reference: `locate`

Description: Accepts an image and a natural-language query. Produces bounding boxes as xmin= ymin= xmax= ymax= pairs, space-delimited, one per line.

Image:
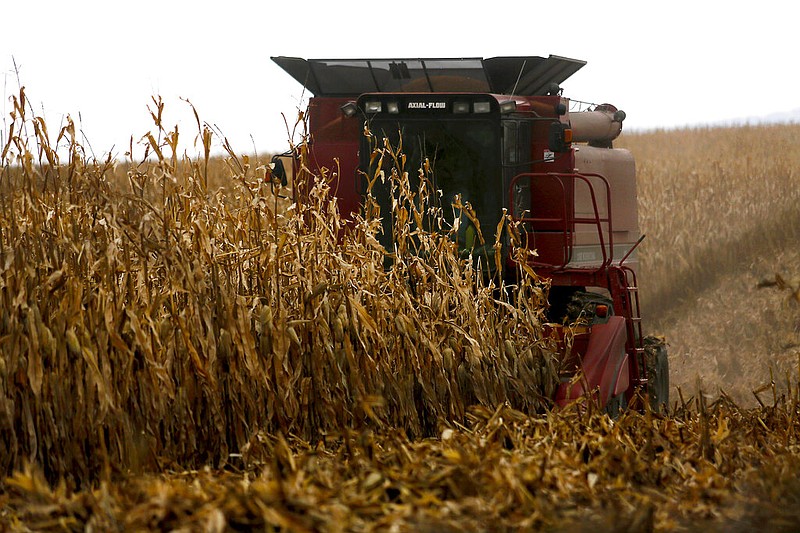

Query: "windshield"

xmin=362 ymin=117 xmax=502 ymax=256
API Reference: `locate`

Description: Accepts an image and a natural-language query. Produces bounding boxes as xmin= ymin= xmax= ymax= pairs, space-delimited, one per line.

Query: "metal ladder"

xmin=618 ymin=264 xmax=647 ymax=388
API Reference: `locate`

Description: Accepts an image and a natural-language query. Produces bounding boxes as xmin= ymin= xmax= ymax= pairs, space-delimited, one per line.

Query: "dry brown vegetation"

xmin=0 ymin=88 xmax=555 ymax=481
xmin=4 ymin=400 xmax=800 ymax=532
xmin=618 ymin=125 xmax=800 ymax=405
xmin=0 ymin=90 xmax=799 ymax=531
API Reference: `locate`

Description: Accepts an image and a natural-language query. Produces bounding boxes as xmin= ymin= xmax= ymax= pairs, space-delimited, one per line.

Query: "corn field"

xmin=1 ymin=89 xmax=799 ymax=531
xmin=618 ymin=125 xmax=800 ymax=315
xmin=0 ymin=88 xmax=556 ymax=486
xmin=618 ymin=126 xmax=800 ymax=405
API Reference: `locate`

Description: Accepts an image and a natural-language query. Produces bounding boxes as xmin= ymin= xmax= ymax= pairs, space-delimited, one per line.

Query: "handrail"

xmin=619 ymin=234 xmax=645 ymax=267
xmin=508 ymin=172 xmax=613 ymax=271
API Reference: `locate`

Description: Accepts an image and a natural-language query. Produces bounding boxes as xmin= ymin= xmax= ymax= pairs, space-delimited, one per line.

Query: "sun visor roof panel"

xmin=483 ymin=56 xmax=587 ymax=95
xmin=272 ymin=55 xmax=585 ymax=97
xmin=270 ymin=57 xmax=491 ymax=95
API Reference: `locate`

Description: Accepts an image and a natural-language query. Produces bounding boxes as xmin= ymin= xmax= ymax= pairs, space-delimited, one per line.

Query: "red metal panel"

xmin=554 ymin=316 xmax=629 ymax=408
xmin=307 ymin=98 xmax=362 ymax=221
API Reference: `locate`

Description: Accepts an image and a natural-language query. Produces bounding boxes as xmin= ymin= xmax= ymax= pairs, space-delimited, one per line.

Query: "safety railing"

xmin=508 ymin=172 xmax=613 ymax=271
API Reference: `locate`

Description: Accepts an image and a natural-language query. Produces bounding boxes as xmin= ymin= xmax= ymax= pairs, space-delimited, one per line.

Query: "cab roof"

xmin=271 ymin=55 xmax=586 ymax=97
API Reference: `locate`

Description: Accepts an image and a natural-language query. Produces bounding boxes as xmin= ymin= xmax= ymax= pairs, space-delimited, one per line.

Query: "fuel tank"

xmin=569 ymin=104 xmax=626 ymax=145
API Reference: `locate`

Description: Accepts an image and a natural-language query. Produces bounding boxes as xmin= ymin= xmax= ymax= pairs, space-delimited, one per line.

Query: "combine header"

xmin=272 ymin=55 xmax=668 ymax=413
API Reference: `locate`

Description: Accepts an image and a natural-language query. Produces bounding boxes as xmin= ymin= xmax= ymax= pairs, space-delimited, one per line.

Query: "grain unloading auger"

xmin=272 ymin=55 xmax=669 ymax=414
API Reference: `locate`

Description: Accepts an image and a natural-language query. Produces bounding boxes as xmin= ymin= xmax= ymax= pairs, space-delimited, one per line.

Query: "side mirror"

xmin=271 ymin=156 xmax=288 ymax=186
xmin=548 ymin=122 xmax=573 ymax=153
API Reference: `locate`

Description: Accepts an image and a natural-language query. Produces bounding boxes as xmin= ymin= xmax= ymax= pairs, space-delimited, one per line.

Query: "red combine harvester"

xmin=272 ymin=55 xmax=669 ymax=413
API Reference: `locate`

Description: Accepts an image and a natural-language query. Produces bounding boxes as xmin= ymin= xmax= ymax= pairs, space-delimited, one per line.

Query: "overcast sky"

xmin=2 ymin=1 xmax=798 ymax=158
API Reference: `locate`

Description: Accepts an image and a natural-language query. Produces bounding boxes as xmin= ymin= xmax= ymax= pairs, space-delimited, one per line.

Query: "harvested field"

xmin=1 ymin=90 xmax=799 ymax=531
xmin=4 ymin=399 xmax=800 ymax=532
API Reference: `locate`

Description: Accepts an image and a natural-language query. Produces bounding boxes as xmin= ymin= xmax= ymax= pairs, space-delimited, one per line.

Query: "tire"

xmin=644 ymin=336 xmax=669 ymax=413
xmin=604 ymin=391 xmax=627 ymax=419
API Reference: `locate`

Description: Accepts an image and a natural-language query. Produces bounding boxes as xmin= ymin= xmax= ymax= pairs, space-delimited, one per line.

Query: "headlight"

xmin=453 ymin=101 xmax=470 ymax=114
xmin=364 ymin=100 xmax=382 ymax=113
xmin=500 ymin=100 xmax=517 ymax=114
xmin=473 ymin=101 xmax=491 ymax=114
xmin=340 ymin=101 xmax=358 ymax=117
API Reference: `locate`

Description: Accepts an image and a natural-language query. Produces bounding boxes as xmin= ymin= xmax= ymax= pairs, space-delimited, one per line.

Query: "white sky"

xmin=2 ymin=1 xmax=798 ymax=158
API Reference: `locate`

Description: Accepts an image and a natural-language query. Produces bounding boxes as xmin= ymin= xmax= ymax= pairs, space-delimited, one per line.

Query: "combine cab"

xmin=272 ymin=55 xmax=669 ymax=413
